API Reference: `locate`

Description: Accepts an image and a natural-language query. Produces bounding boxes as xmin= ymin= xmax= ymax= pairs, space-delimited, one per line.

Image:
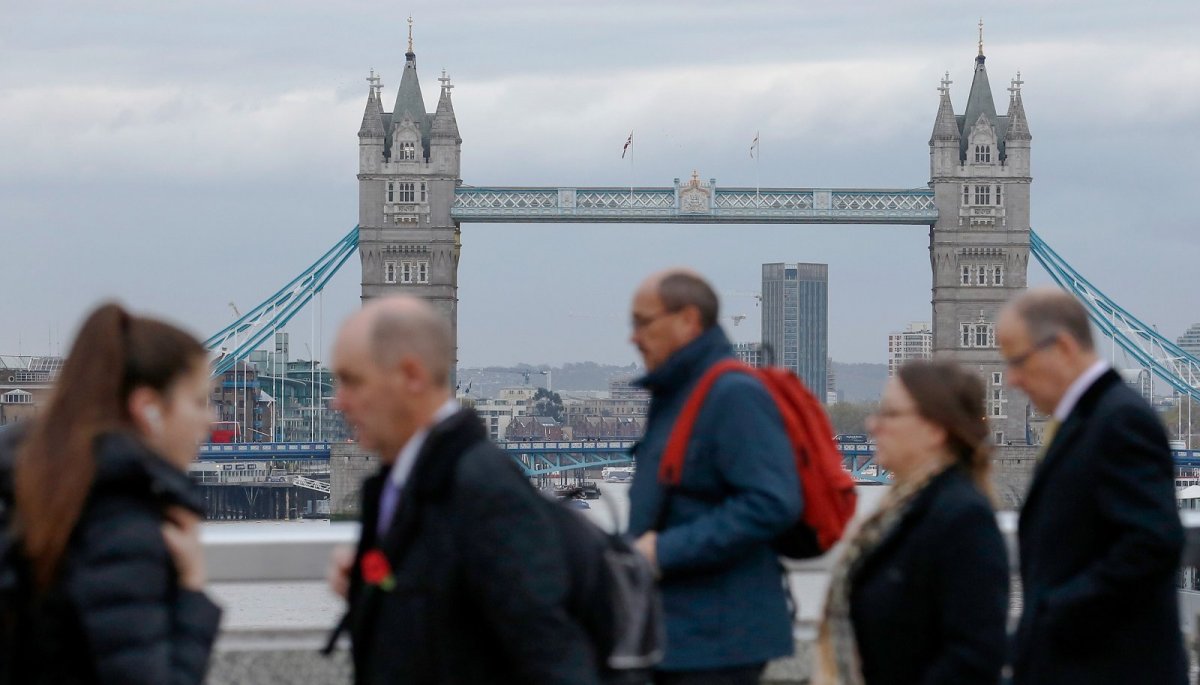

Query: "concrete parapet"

xmin=330 ymin=443 xmax=379 ymax=518
xmin=992 ymin=444 xmax=1039 ymax=510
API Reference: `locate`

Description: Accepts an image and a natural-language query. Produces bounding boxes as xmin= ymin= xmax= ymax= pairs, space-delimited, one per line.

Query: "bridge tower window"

xmin=975 ymin=144 xmax=991 ymax=163
xmin=973 ymin=184 xmax=991 ymax=205
xmin=384 ymin=261 xmax=398 ymax=284
xmin=960 ymin=322 xmax=996 ymax=348
xmin=397 ymin=141 xmax=416 ymax=161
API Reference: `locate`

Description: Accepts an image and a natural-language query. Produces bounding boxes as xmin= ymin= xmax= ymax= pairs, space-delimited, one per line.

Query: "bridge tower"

xmin=929 ymin=35 xmax=1033 ymax=444
xmin=357 ymin=21 xmax=462 ymax=366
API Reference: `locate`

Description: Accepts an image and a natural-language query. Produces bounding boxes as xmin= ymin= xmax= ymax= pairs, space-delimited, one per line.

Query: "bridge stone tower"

xmin=929 ymin=40 xmax=1033 ymax=445
xmin=357 ymin=26 xmax=462 ymax=365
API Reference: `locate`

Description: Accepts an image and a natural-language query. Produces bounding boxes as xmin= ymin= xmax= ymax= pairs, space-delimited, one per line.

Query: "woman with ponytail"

xmin=0 ymin=303 xmax=220 ymax=684
xmin=814 ymin=360 xmax=1009 ymax=685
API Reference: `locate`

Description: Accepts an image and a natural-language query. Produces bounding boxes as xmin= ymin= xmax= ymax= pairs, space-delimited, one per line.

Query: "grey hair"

xmin=369 ymin=304 xmax=454 ymax=387
xmin=1012 ymin=289 xmax=1094 ymax=351
xmin=658 ymin=271 xmax=720 ymax=330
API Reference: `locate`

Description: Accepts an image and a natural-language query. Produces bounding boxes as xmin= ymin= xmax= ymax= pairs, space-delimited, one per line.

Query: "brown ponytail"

xmin=896 ymin=360 xmax=994 ymax=502
xmin=14 ymin=303 xmax=206 ymax=591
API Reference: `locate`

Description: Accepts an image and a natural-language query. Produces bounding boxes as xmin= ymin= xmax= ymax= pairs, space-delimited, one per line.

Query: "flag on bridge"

xmin=622 ymin=131 xmax=634 ymax=159
xmin=750 ymin=131 xmax=760 ymax=159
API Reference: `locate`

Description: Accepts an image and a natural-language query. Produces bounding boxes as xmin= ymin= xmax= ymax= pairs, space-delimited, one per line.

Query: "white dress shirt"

xmin=1053 ymin=359 xmax=1110 ymax=422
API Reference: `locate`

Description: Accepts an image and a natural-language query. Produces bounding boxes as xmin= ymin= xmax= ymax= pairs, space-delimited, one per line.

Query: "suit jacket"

xmin=849 ymin=466 xmax=1009 ymax=685
xmin=1013 ymin=370 xmax=1186 ymax=685
xmin=346 ymin=408 xmax=598 ymax=685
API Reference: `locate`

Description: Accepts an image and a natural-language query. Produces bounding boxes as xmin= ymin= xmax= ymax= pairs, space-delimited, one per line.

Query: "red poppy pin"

xmin=361 ymin=549 xmax=395 ymax=592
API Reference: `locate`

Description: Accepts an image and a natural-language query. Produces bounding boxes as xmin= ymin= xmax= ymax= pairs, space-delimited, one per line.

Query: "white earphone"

xmin=144 ymin=406 xmax=164 ymax=433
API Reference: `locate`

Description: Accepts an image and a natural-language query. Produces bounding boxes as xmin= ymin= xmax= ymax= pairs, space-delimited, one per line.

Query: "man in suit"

xmin=326 ymin=296 xmax=597 ymax=685
xmin=627 ymin=269 xmax=801 ymax=684
xmin=999 ymin=288 xmax=1186 ymax=685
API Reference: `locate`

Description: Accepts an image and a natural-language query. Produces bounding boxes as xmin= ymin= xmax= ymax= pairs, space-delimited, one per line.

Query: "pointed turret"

xmin=393 ymin=52 xmax=428 ymax=127
xmin=431 ymin=71 xmax=460 ymax=141
xmin=1005 ymin=72 xmax=1031 ymax=142
xmin=1004 ymin=72 xmax=1031 ymax=175
xmin=359 ymin=72 xmax=385 ymax=139
xmin=929 ymin=72 xmax=961 ymax=177
xmin=359 ymin=70 xmax=386 ymax=173
xmin=392 ymin=18 xmax=428 ymax=132
xmin=930 ymin=72 xmax=960 ymax=144
xmin=429 ymin=71 xmax=461 ymax=174
xmin=960 ymin=23 xmax=999 ymax=160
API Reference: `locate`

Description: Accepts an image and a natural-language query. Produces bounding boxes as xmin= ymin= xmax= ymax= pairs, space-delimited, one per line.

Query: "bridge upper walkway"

xmin=451 ymin=186 xmax=938 ymax=224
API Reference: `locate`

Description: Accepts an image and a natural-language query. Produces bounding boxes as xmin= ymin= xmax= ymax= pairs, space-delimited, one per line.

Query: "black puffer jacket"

xmin=0 ymin=427 xmax=221 ymax=684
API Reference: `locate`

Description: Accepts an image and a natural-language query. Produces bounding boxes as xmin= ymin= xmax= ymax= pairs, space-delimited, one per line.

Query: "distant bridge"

xmin=197 ymin=439 xmax=891 ymax=483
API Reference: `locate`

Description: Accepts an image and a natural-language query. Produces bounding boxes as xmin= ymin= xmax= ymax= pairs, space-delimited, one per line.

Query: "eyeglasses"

xmin=1004 ymin=336 xmax=1058 ymax=369
xmin=871 ymin=407 xmax=919 ymax=421
xmin=630 ymin=309 xmax=680 ymax=331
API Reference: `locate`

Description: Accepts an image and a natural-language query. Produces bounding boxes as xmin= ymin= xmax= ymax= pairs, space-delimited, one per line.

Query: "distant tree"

xmin=824 ymin=401 xmax=877 ymax=435
xmin=532 ymin=387 xmax=565 ymax=422
xmin=1160 ymin=396 xmax=1200 ymax=446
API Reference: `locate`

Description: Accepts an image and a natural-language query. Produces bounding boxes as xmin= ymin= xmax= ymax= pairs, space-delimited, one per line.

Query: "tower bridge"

xmin=354 ymin=30 xmax=1035 ymax=444
xmin=204 ymin=26 xmax=1199 ymax=478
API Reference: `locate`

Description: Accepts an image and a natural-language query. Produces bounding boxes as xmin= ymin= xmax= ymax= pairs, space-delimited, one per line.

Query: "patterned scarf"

xmin=812 ymin=465 xmax=948 ymax=685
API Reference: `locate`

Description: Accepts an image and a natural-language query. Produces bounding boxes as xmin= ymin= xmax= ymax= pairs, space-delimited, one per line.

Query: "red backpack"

xmin=658 ymin=359 xmax=857 ymax=559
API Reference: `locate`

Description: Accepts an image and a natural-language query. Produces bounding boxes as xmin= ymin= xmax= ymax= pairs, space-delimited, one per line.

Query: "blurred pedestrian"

xmin=626 ymin=269 xmax=801 ymax=684
xmin=0 ymin=303 xmax=221 ymax=684
xmin=325 ymin=296 xmax=598 ymax=685
xmin=1000 ymin=288 xmax=1186 ymax=685
xmin=814 ymin=360 xmax=1008 ymax=685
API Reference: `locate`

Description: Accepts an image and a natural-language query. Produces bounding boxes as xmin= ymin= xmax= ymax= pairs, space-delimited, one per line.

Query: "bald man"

xmin=326 ymin=297 xmax=597 ymax=685
xmin=627 ymin=270 xmax=800 ymax=684
xmin=999 ymin=288 xmax=1185 ymax=685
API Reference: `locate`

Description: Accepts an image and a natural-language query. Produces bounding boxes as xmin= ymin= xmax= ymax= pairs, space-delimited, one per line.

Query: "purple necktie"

xmin=377 ymin=478 xmax=401 ymax=537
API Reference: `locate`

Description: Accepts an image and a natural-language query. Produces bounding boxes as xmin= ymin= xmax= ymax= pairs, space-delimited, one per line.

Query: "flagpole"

xmin=752 ymin=130 xmax=761 ymax=207
xmin=629 ymin=131 xmax=634 ymax=210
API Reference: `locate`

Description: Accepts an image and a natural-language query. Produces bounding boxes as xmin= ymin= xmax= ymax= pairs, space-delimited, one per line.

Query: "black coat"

xmin=0 ymin=429 xmax=221 ymax=685
xmin=346 ymin=408 xmax=599 ymax=685
xmin=849 ymin=466 xmax=1009 ymax=685
xmin=1013 ymin=370 xmax=1187 ymax=685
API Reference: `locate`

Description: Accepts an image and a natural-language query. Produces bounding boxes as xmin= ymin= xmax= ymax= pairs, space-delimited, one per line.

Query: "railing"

xmin=451 ymin=186 xmax=938 ymax=224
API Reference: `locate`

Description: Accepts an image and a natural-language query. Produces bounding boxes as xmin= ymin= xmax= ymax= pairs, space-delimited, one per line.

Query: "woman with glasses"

xmin=814 ymin=360 xmax=1008 ymax=685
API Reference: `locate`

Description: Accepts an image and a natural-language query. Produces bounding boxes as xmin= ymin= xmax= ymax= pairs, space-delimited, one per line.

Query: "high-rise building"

xmin=733 ymin=342 xmax=763 ymax=368
xmin=761 ymin=263 xmax=828 ymax=399
xmin=888 ymin=322 xmax=933 ymax=376
xmin=1178 ymin=323 xmax=1200 ymax=359
xmin=826 ymin=357 xmax=838 ymax=404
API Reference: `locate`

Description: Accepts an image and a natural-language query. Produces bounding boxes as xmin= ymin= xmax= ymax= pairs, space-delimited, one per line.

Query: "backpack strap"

xmin=658 ymin=359 xmax=753 ymax=486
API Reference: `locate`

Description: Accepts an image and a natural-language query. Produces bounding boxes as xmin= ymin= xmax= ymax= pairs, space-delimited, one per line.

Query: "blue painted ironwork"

xmin=193 ymin=439 xmax=890 ymax=481
xmin=206 ymin=226 xmax=359 ymax=377
xmin=1030 ymin=230 xmax=1200 ymax=402
xmin=452 ymin=186 xmax=938 ymax=225
xmin=198 ymin=442 xmax=333 ymax=460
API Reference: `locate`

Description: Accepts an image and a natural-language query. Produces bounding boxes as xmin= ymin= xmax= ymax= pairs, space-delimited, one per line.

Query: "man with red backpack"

xmin=627 ymin=269 xmax=808 ymax=685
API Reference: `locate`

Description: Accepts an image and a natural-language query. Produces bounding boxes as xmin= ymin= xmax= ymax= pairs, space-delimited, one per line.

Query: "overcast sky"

xmin=2 ymin=1 xmax=1197 ymax=368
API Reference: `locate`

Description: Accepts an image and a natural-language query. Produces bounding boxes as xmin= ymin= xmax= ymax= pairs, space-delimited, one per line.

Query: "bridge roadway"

xmin=198 ymin=440 xmax=890 ymax=482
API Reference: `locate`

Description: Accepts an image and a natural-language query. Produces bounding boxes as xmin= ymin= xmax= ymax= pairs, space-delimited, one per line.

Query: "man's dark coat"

xmin=1013 ymin=370 xmax=1187 ymax=685
xmin=346 ymin=408 xmax=598 ymax=685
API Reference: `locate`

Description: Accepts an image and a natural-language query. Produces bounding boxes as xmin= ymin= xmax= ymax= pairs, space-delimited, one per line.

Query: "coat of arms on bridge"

xmin=675 ymin=170 xmax=713 ymax=214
